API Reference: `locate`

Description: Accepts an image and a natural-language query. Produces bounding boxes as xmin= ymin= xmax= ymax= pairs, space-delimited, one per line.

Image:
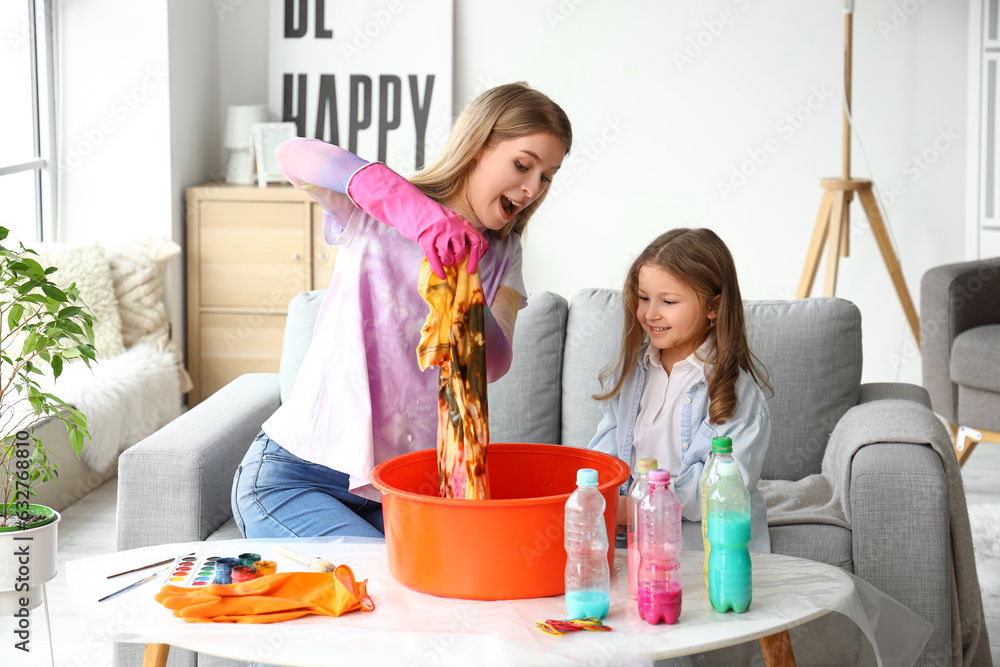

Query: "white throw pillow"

xmin=35 ymin=242 xmax=126 ymax=359
xmin=104 ymin=237 xmax=193 ymax=393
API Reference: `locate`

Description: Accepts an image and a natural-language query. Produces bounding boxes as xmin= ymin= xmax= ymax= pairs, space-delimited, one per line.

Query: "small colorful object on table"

xmin=232 ymin=565 xmax=257 ymax=583
xmin=534 ymin=617 xmax=612 ymax=637
xmin=215 ymin=557 xmax=240 ymax=585
xmin=165 ymin=555 xmax=220 ymax=587
xmin=255 ymin=560 xmax=277 ymax=577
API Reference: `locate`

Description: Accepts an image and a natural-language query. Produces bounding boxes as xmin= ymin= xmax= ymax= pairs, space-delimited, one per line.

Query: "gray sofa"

xmin=117 ymin=290 xmax=955 ymax=666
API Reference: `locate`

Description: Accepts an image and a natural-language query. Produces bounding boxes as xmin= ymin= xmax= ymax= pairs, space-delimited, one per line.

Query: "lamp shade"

xmin=224 ymin=104 xmax=268 ymax=150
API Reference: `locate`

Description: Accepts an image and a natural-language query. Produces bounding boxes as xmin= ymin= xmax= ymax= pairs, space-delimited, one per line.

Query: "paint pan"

xmin=165 ymin=555 xmax=221 ymax=587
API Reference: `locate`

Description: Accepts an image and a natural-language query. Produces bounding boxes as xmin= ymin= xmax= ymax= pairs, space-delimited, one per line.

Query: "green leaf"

xmin=58 ymin=306 xmax=82 ymax=318
xmin=60 ymin=320 xmax=83 ymax=336
xmin=7 ymin=303 xmax=23 ymax=330
xmin=51 ymin=355 xmax=62 ymax=379
xmin=22 ymin=257 xmax=46 ymax=278
xmin=0 ymin=227 xmax=8 ymax=240
xmin=41 ymin=284 xmax=67 ymax=302
xmin=22 ymin=331 xmax=36 ymax=356
xmin=69 ymin=429 xmax=84 ymax=456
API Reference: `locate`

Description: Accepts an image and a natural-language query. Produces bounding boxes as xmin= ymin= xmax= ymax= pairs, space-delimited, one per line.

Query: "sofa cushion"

xmin=279 ymin=290 xmax=325 ymax=403
xmin=206 ymin=518 xmax=244 ymax=542
xmin=768 ymin=523 xmax=854 ymax=572
xmin=950 ymin=324 xmax=1000 ymax=393
xmin=491 ymin=291 xmax=568 ymax=445
xmin=105 ymin=236 xmax=193 ymax=393
xmin=958 ymin=384 xmax=1000 ymax=431
xmin=745 ymin=298 xmax=862 ymax=480
xmin=562 ymin=288 xmax=626 ymax=448
xmin=37 ymin=241 xmax=126 ymax=358
xmin=559 ymin=293 xmax=862 ymax=479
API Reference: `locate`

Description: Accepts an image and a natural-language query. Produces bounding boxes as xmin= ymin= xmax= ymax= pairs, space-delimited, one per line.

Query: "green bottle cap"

xmin=636 ymin=457 xmax=658 ymax=473
xmin=711 ymin=436 xmax=733 ymax=453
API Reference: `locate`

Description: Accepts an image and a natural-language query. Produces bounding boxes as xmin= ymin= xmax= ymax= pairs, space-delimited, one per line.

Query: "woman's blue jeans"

xmin=232 ymin=431 xmax=385 ymax=538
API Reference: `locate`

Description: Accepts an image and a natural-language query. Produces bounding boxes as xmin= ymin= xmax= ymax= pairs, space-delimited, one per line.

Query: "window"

xmin=0 ymin=0 xmax=55 ymax=245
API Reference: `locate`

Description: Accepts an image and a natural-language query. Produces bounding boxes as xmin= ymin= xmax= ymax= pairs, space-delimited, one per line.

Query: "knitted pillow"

xmin=104 ymin=237 xmax=178 ymax=348
xmin=36 ymin=242 xmax=126 ymax=359
xmin=104 ymin=237 xmax=193 ymax=393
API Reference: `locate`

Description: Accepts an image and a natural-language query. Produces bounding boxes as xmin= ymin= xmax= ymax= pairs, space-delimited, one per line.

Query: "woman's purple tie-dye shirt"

xmin=262 ymin=204 xmax=526 ymax=501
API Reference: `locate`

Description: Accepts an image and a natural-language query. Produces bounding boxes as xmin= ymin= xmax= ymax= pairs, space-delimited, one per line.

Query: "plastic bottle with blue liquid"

xmin=564 ymin=468 xmax=610 ymax=619
xmin=706 ymin=460 xmax=753 ymax=613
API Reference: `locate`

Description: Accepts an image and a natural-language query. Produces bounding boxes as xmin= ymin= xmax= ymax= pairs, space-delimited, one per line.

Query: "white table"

xmin=66 ymin=538 xmax=931 ymax=667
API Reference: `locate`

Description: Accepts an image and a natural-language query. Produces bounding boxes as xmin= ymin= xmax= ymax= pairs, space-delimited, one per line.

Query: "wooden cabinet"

xmin=185 ymin=184 xmax=336 ymax=406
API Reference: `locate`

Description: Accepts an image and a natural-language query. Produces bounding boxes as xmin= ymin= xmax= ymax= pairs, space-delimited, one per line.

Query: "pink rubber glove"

xmin=347 ymin=162 xmax=487 ymax=278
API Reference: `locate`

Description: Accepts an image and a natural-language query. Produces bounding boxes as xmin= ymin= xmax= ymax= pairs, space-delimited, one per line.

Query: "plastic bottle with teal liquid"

xmin=700 ymin=436 xmax=736 ymax=583
xmin=706 ymin=460 xmax=753 ymax=613
xmin=564 ymin=468 xmax=610 ymax=619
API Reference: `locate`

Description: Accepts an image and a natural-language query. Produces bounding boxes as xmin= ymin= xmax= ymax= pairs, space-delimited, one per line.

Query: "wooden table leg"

xmin=142 ymin=643 xmax=170 ymax=667
xmin=760 ymin=630 xmax=796 ymax=667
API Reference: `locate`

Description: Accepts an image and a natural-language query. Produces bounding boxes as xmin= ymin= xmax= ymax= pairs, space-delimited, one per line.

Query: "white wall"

xmin=61 ymin=0 xmax=969 ymax=387
xmin=450 ymin=0 xmax=967 ymax=385
xmin=166 ymin=0 xmax=221 ymax=362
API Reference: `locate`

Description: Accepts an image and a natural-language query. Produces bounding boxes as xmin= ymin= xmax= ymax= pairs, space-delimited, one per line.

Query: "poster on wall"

xmin=268 ymin=0 xmax=454 ymax=175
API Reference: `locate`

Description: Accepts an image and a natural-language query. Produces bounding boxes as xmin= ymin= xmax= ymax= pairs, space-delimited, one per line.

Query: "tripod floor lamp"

xmin=795 ymin=1 xmax=921 ymax=348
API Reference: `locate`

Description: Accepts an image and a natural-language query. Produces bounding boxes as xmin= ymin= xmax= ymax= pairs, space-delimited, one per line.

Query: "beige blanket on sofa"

xmin=759 ymin=400 xmax=990 ymax=667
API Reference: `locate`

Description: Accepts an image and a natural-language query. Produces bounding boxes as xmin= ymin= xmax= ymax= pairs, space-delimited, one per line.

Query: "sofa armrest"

xmin=858 ymin=382 xmax=931 ymax=409
xmin=116 ymin=373 xmax=280 ymax=551
xmin=921 ymin=257 xmax=1000 ymax=422
xmin=851 ymin=442 xmax=951 ymax=665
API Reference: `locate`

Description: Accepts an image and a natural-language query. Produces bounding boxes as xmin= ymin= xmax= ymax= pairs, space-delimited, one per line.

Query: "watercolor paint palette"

xmin=165 ymin=555 xmax=220 ymax=587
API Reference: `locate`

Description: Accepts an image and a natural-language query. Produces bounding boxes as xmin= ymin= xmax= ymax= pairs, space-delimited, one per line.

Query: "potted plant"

xmin=0 ymin=226 xmax=95 ymax=612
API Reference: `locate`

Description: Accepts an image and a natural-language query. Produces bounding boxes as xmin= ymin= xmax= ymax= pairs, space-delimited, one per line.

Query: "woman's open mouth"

xmin=500 ymin=194 xmax=522 ymax=220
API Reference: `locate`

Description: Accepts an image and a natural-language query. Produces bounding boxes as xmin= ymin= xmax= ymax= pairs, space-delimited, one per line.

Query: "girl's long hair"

xmin=409 ymin=82 xmax=572 ymax=239
xmin=594 ymin=228 xmax=771 ymax=424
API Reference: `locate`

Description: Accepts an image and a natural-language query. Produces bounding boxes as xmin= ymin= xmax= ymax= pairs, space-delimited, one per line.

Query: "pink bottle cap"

xmin=649 ymin=469 xmax=670 ymax=484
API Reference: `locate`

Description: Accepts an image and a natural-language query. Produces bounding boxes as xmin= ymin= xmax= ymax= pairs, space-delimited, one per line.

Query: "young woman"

xmin=232 ymin=83 xmax=572 ymax=538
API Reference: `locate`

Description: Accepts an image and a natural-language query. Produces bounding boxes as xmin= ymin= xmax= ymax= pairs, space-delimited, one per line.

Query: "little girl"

xmin=232 ymin=83 xmax=571 ymax=538
xmin=588 ymin=228 xmax=772 ymax=552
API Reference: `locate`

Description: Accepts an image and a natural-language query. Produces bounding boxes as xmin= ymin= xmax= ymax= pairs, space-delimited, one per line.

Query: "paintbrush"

xmin=273 ymin=545 xmax=337 ymax=572
xmin=99 ymin=565 xmax=172 ymax=602
xmin=107 ymin=552 xmax=195 ymax=579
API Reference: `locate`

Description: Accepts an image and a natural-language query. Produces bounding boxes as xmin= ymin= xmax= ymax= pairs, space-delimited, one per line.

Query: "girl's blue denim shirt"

xmin=587 ymin=343 xmax=772 ymax=553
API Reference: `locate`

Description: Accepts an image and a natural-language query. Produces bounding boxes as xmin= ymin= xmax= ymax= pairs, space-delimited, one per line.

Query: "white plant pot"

xmin=0 ymin=509 xmax=60 ymax=615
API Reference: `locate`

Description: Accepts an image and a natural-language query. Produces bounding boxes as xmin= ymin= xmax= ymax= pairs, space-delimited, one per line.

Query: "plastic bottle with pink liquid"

xmin=637 ymin=468 xmax=682 ymax=625
xmin=627 ymin=457 xmax=658 ymax=599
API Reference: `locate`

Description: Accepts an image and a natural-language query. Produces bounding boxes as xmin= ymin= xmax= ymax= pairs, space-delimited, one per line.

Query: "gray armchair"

xmin=921 ymin=256 xmax=1000 ymax=464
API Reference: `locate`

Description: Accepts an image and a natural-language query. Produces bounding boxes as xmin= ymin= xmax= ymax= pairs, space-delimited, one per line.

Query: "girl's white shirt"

xmin=632 ymin=335 xmax=715 ymax=480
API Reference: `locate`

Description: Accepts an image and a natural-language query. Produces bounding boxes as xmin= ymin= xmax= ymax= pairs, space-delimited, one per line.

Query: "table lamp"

xmin=224 ymin=104 xmax=268 ymax=185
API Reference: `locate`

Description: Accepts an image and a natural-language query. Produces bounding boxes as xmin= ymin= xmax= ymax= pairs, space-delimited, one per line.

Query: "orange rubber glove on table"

xmin=155 ymin=566 xmax=374 ymax=623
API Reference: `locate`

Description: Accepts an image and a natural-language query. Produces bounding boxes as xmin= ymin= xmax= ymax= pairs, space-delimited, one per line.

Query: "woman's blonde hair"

xmin=594 ymin=228 xmax=771 ymax=424
xmin=409 ymin=82 xmax=572 ymax=239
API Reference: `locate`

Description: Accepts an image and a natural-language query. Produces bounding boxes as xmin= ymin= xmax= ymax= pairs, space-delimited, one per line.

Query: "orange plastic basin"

xmin=369 ymin=442 xmax=629 ymax=600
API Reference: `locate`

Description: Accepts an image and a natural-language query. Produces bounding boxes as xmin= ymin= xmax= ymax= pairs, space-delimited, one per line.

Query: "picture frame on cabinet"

xmin=252 ymin=122 xmax=297 ymax=188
